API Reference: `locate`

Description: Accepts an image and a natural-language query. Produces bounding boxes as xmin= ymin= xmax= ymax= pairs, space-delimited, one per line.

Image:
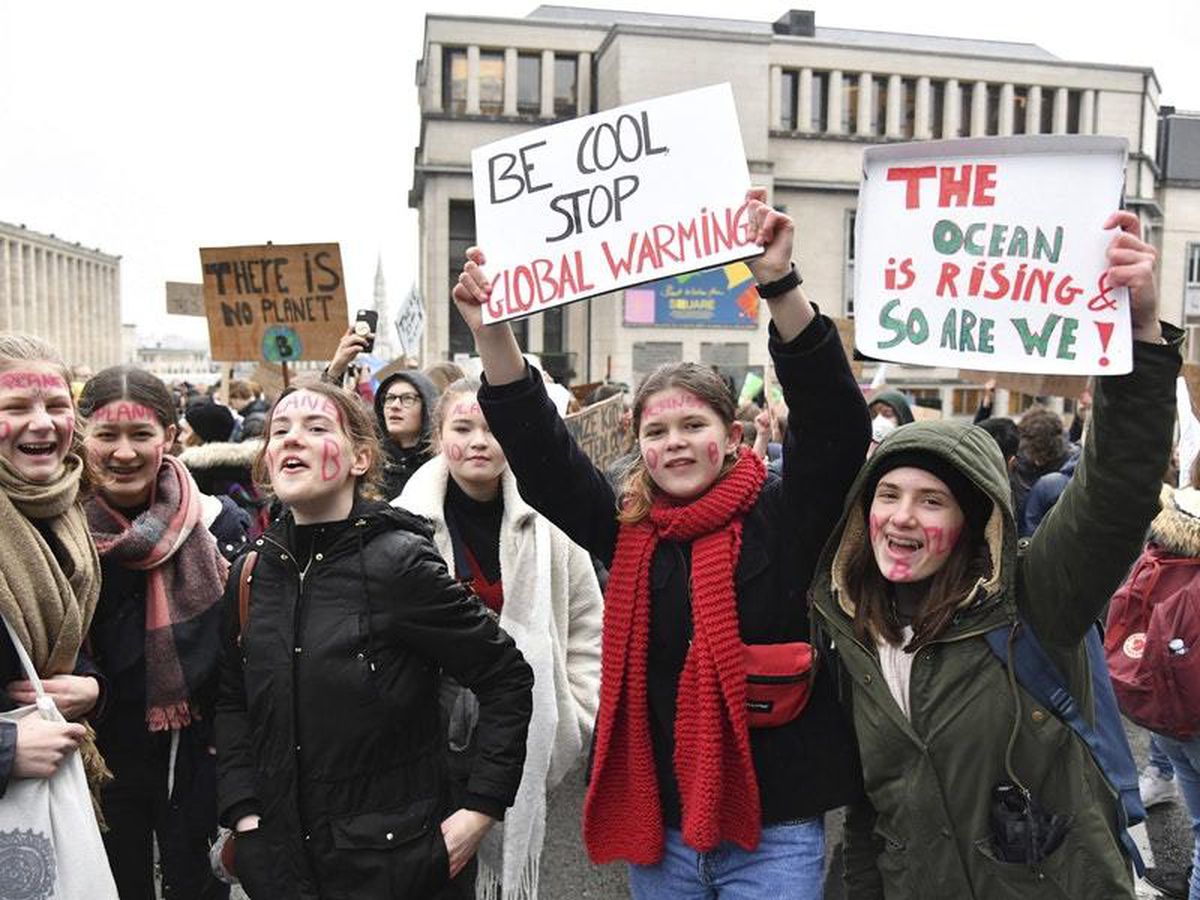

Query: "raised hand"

xmin=1103 ymin=211 xmax=1161 ymax=343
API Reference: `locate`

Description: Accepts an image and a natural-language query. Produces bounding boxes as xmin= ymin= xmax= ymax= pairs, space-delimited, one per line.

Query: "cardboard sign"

xmin=958 ymin=369 xmax=1089 ymax=400
xmin=199 ymin=243 xmax=348 ymax=363
xmin=394 ymin=286 xmax=426 ymax=357
xmin=855 ymin=136 xmax=1130 ymax=375
xmin=831 ymin=317 xmax=865 ymax=379
xmin=471 ymin=83 xmax=761 ymax=325
xmin=564 ymin=393 xmax=625 ymax=473
xmin=165 ymin=281 xmax=205 ymax=316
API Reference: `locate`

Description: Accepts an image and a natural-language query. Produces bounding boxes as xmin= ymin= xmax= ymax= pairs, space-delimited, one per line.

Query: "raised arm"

xmin=1019 ymin=212 xmax=1180 ymax=646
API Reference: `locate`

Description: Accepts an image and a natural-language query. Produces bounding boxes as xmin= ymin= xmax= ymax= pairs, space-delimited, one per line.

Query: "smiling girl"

xmin=451 ymin=190 xmax=870 ymax=899
xmin=79 ymin=365 xmax=249 ymax=899
xmin=0 ymin=333 xmax=108 ymax=834
xmin=396 ymin=380 xmax=602 ymax=900
xmin=215 ymin=382 xmax=533 ymax=900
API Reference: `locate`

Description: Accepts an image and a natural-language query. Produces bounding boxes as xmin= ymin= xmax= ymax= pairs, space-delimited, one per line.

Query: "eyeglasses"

xmin=383 ymin=393 xmax=421 ymax=409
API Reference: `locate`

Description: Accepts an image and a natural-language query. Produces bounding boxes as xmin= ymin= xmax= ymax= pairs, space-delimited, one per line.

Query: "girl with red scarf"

xmin=452 ymin=189 xmax=870 ymax=899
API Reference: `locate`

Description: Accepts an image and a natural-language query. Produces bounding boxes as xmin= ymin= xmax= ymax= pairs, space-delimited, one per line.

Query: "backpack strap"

xmin=985 ymin=620 xmax=1146 ymax=875
xmin=236 ymin=550 xmax=258 ymax=647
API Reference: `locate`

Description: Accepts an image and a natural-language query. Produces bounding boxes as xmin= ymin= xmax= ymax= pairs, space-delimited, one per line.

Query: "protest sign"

xmin=831 ymin=317 xmax=864 ymax=379
xmin=165 ymin=281 xmax=205 ymax=316
xmin=199 ymin=243 xmax=348 ymax=363
xmin=958 ymin=369 xmax=1088 ymax=400
xmin=471 ymin=83 xmax=761 ymax=325
xmin=394 ymin=285 xmax=426 ymax=357
xmin=854 ymin=136 xmax=1130 ymax=375
xmin=564 ymin=393 xmax=625 ymax=473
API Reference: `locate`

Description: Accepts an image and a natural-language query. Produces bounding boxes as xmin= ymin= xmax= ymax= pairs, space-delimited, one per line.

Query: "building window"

xmin=842 ymin=73 xmax=859 ymax=133
xmin=1013 ymin=85 xmax=1029 ymax=135
xmin=900 ymin=77 xmax=916 ymax=138
xmin=986 ymin=83 xmax=1001 ymax=135
xmin=872 ymin=75 xmax=887 ymax=135
xmin=448 ymin=203 xmax=527 ymax=355
xmin=443 ymin=48 xmax=467 ymax=115
xmin=543 ymin=306 xmax=565 ymax=353
xmin=1188 ymin=243 xmax=1200 ymax=286
xmin=958 ymin=85 xmax=972 ymax=137
xmin=953 ymin=388 xmax=984 ymax=416
xmin=811 ymin=71 xmax=827 ymax=131
xmin=930 ymin=80 xmax=946 ymax=138
xmin=517 ymin=53 xmax=541 ymax=115
xmin=1010 ymin=392 xmax=1040 ymax=414
xmin=479 ymin=50 xmax=505 ymax=115
xmin=1185 ymin=243 xmax=1200 ymax=321
xmin=1040 ymin=91 xmax=1055 ymax=134
xmin=632 ymin=342 xmax=683 ymax=379
xmin=780 ymin=70 xmax=798 ymax=130
xmin=1066 ymin=89 xmax=1082 ymax=133
xmin=844 ymin=210 xmax=856 ymax=317
xmin=554 ymin=54 xmax=578 ymax=117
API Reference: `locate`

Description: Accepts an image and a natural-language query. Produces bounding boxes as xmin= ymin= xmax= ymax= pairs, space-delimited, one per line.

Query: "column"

xmin=539 ymin=50 xmax=555 ymax=118
xmin=47 ymin=251 xmax=61 ymax=351
xmin=577 ymin=52 xmax=591 ymax=115
xmin=827 ymin=70 xmax=844 ymax=135
xmin=797 ymin=68 xmax=813 ymax=133
xmin=427 ymin=43 xmax=444 ymax=113
xmin=1053 ymin=87 xmax=1068 ymax=134
xmin=1028 ymin=85 xmax=1042 ymax=134
xmin=503 ymin=48 xmax=518 ymax=116
xmin=13 ymin=243 xmax=25 ymax=333
xmin=999 ymin=83 xmax=1015 ymax=136
xmin=81 ymin=262 xmax=92 ymax=368
xmin=29 ymin=247 xmax=42 ymax=339
xmin=945 ymin=78 xmax=960 ymax=138
xmin=885 ymin=74 xmax=902 ymax=138
xmin=1081 ymin=90 xmax=1096 ymax=134
xmin=769 ymin=65 xmax=782 ymax=130
xmin=856 ymin=71 xmax=873 ymax=136
xmin=0 ymin=238 xmax=9 ymax=332
xmin=105 ymin=266 xmax=118 ymax=365
xmin=466 ymin=46 xmax=481 ymax=115
xmin=971 ymin=81 xmax=988 ymax=137
xmin=914 ymin=76 xmax=932 ymax=140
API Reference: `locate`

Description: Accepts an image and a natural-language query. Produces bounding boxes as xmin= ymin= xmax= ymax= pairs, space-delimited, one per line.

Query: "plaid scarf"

xmin=86 ymin=455 xmax=229 ymax=730
xmin=584 ymin=447 xmax=766 ymax=864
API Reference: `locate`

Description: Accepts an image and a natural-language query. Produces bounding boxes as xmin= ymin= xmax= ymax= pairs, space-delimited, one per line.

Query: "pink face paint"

xmin=888 ymin=561 xmax=913 ymax=581
xmin=0 ymin=421 xmax=10 ymax=440
xmin=275 ymin=391 xmax=342 ymax=424
xmin=91 ymin=401 xmax=156 ymax=424
xmin=644 ymin=448 xmax=659 ymax=471
xmin=707 ymin=442 xmax=720 ymax=466
xmin=0 ymin=372 xmax=67 ymax=391
xmin=448 ymin=444 xmax=464 ymax=462
xmin=450 ymin=402 xmax=482 ymax=418
xmin=923 ymin=525 xmax=962 ymax=557
xmin=869 ymin=514 xmax=884 ymax=543
xmin=642 ymin=393 xmax=706 ymax=420
xmin=320 ymin=438 xmax=342 ymax=481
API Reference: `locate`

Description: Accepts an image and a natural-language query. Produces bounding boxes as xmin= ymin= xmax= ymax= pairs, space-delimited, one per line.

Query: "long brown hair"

xmin=252 ymin=380 xmax=384 ymax=501
xmin=618 ymin=363 xmax=738 ymax=524
xmin=0 ymin=332 xmax=95 ymax=491
xmin=847 ymin=508 xmax=990 ymax=652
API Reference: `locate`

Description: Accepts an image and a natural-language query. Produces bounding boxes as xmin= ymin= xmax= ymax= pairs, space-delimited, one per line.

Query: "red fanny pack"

xmin=743 ymin=641 xmax=816 ymax=728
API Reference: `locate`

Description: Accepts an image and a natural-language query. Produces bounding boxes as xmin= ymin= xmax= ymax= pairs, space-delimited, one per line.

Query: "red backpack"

xmin=1105 ymin=544 xmax=1200 ymax=741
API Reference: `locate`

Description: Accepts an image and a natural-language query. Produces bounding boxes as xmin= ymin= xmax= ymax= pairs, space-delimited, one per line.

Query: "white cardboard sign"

xmin=470 ymin=83 xmax=761 ymax=325
xmin=854 ymin=136 xmax=1131 ymax=375
xmin=394 ymin=285 xmax=425 ymax=357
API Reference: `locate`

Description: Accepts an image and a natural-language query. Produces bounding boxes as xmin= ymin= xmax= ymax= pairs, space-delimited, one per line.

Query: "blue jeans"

xmin=1150 ymin=733 xmax=1177 ymax=778
xmin=1155 ymin=734 xmax=1200 ymax=900
xmin=628 ymin=818 xmax=825 ymax=900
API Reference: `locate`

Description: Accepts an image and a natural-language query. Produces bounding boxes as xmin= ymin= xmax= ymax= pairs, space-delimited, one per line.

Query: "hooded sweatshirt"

xmin=811 ymin=330 xmax=1181 ymax=899
xmin=870 ymin=390 xmax=915 ymax=426
xmin=373 ymin=370 xmax=437 ymax=501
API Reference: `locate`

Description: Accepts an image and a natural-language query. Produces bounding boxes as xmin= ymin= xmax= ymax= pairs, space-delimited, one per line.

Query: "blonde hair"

xmin=252 ymin=380 xmax=384 ymax=501
xmin=618 ymin=363 xmax=738 ymax=524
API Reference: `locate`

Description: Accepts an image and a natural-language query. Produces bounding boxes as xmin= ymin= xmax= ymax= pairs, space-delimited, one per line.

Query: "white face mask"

xmin=872 ymin=414 xmax=898 ymax=444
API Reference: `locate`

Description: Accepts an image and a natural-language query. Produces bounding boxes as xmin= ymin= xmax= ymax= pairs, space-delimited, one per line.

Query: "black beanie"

xmin=865 ymin=450 xmax=992 ymax=536
xmin=185 ymin=400 xmax=236 ymax=444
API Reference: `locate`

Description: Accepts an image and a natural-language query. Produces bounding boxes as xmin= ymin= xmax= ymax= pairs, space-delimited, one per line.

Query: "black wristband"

xmin=755 ymin=264 xmax=802 ymax=299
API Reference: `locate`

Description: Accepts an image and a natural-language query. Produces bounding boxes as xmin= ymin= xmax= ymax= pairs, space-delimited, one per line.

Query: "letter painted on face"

xmin=320 ymin=438 xmax=342 ymax=481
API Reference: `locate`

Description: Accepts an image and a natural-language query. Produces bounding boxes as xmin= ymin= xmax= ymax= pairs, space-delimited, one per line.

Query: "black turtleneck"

xmin=445 ymin=477 xmax=502 ymax=583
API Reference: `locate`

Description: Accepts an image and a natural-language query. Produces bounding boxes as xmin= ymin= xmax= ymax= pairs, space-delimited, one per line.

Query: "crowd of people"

xmin=1 ymin=189 xmax=1197 ymax=900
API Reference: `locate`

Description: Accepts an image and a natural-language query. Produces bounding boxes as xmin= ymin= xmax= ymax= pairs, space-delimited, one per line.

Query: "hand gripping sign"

xmin=854 ymin=136 xmax=1131 ymax=375
xmin=470 ymin=83 xmax=762 ymax=325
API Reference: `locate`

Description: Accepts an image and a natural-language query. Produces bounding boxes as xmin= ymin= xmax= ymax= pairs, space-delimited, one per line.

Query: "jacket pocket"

xmin=972 ymin=837 xmax=1072 ymax=898
xmin=326 ymin=798 xmax=450 ymax=898
xmin=872 ymin=821 xmax=911 ymax=897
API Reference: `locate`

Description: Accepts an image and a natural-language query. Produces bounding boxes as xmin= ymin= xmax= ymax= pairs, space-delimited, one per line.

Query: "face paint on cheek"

xmin=707 ymin=442 xmax=720 ymax=466
xmin=0 ymin=420 xmax=10 ymax=441
xmin=888 ymin=561 xmax=913 ymax=581
xmin=320 ymin=438 xmax=343 ymax=481
xmin=869 ymin=514 xmax=884 ymax=543
xmin=447 ymin=444 xmax=464 ymax=462
xmin=644 ymin=448 xmax=659 ymax=471
xmin=924 ymin=526 xmax=962 ymax=556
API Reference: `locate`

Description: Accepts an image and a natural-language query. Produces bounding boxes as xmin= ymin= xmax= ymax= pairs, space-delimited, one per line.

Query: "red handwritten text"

xmin=320 ymin=438 xmax=342 ymax=481
xmin=90 ymin=402 xmax=157 ymax=424
xmin=644 ymin=448 xmax=659 ymax=471
xmin=707 ymin=442 xmax=720 ymax=466
xmin=642 ymin=393 xmax=707 ymax=420
xmin=275 ymin=392 xmax=342 ymax=424
xmin=0 ymin=371 xmax=68 ymax=392
xmin=886 ymin=164 xmax=998 ymax=210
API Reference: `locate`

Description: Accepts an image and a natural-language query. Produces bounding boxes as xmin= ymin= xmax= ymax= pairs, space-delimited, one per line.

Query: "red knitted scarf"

xmin=583 ymin=447 xmax=767 ymax=865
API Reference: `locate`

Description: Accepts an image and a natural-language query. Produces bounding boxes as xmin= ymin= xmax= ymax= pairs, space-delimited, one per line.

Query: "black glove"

xmin=233 ymin=827 xmax=273 ymax=898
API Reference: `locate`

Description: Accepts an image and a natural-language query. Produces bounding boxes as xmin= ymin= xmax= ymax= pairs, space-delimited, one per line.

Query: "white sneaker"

xmin=1139 ymin=766 xmax=1179 ymax=809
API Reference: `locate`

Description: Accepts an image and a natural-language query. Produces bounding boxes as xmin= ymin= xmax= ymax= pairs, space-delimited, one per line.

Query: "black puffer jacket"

xmin=479 ymin=315 xmax=870 ymax=828
xmin=215 ymin=501 xmax=533 ymax=900
xmin=374 ymin=371 xmax=437 ymax=501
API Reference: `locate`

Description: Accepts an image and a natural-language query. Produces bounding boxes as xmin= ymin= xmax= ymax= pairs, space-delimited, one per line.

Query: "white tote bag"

xmin=0 ymin=614 xmax=118 ymax=900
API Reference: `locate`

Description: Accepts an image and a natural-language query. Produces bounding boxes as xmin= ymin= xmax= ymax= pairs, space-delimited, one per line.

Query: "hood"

xmin=395 ymin=454 xmax=536 ymax=532
xmin=178 ymin=439 xmax=261 ymax=471
xmin=374 ymin=370 xmax=437 ymax=446
xmin=817 ymin=420 xmax=1015 ymax=623
xmin=1149 ymin=485 xmax=1200 ymax=558
xmin=266 ymin=497 xmax=434 ymax=550
xmin=870 ymin=390 xmax=915 ymax=425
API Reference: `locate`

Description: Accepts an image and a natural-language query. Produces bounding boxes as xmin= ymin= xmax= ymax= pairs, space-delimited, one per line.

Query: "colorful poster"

xmin=854 ymin=136 xmax=1131 ymax=375
xmin=470 ymin=83 xmax=761 ymax=325
xmin=623 ymin=262 xmax=759 ymax=328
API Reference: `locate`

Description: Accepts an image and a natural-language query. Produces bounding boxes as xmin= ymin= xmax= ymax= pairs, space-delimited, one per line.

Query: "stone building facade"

xmin=0 ymin=221 xmax=122 ymax=369
xmin=410 ymin=6 xmax=1195 ymax=415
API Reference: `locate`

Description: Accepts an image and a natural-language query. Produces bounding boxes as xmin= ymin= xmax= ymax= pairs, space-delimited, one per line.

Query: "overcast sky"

xmin=1 ymin=0 xmax=1195 ymax=345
